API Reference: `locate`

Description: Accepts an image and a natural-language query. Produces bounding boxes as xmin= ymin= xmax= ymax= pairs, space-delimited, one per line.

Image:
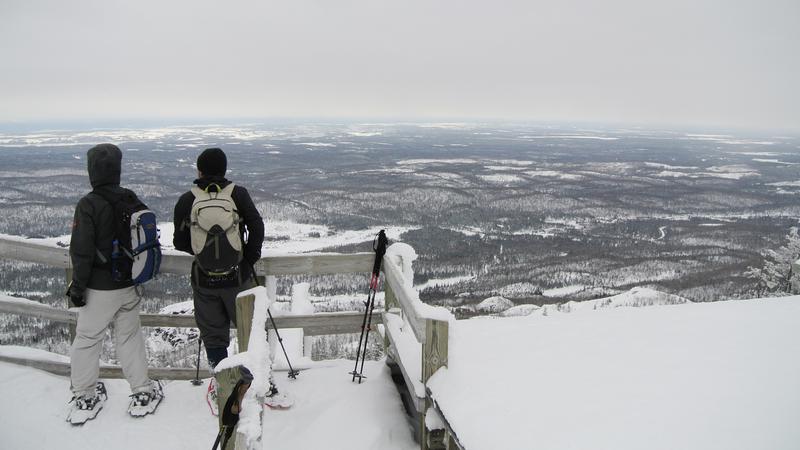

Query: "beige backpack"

xmin=189 ymin=183 xmax=243 ymax=276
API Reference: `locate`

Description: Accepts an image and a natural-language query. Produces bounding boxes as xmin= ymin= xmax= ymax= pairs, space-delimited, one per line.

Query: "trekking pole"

xmin=267 ymin=308 xmax=300 ymax=379
xmin=191 ymin=338 xmax=203 ymax=386
xmin=249 ymin=262 xmax=300 ymax=379
xmin=350 ymin=230 xmax=389 ymax=383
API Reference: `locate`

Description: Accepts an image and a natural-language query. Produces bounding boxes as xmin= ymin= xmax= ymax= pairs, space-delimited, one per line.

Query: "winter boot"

xmin=207 ymin=378 xmax=219 ymax=416
xmin=264 ymin=383 xmax=293 ymax=410
xmin=66 ymin=382 xmax=108 ymax=425
xmin=128 ymin=380 xmax=164 ymax=417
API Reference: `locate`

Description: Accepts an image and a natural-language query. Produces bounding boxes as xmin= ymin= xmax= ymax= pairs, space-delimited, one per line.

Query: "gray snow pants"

xmin=70 ymin=287 xmax=151 ymax=398
xmin=192 ymin=279 xmax=257 ymax=353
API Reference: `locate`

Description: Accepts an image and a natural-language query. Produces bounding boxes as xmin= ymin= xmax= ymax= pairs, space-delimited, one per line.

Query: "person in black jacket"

xmin=66 ymin=143 xmax=162 ymax=424
xmin=173 ymin=148 xmax=265 ymax=372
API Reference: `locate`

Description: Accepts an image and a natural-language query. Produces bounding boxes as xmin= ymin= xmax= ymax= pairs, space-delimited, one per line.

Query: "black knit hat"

xmin=197 ymin=147 xmax=227 ymax=176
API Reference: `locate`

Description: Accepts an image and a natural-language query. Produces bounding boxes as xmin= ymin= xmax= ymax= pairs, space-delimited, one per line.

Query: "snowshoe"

xmin=128 ymin=380 xmax=164 ymax=417
xmin=66 ymin=382 xmax=108 ymax=425
xmin=264 ymin=385 xmax=293 ymax=410
xmin=207 ymin=378 xmax=219 ymax=416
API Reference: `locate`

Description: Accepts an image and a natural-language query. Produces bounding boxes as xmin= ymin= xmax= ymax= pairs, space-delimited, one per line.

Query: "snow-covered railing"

xmin=212 ymin=287 xmax=272 ymax=450
xmin=0 ymin=235 xmax=375 ymax=338
xmin=0 ymin=233 xmax=376 ymax=275
xmin=381 ymin=244 xmax=462 ymax=450
xmin=0 ymin=235 xmax=379 ymax=381
xmin=0 ymin=235 xmax=464 ymax=449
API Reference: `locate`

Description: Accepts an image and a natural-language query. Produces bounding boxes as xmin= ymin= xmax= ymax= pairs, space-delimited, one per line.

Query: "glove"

xmin=66 ymin=283 xmax=86 ymax=308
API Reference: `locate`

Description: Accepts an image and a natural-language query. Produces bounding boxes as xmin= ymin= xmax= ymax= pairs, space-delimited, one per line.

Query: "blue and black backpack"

xmin=97 ymin=190 xmax=161 ymax=285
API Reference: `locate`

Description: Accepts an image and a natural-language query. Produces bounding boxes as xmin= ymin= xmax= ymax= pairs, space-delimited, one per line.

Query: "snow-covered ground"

xmin=2 ymin=294 xmax=799 ymax=449
xmin=0 ymin=357 xmax=415 ymax=450
xmin=429 ymin=296 xmax=800 ymax=450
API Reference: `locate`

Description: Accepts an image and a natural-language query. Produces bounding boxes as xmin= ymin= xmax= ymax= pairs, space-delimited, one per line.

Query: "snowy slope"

xmin=428 ymin=296 xmax=800 ymax=450
xmin=3 ymin=296 xmax=799 ymax=449
xmin=0 ymin=358 xmax=416 ymax=450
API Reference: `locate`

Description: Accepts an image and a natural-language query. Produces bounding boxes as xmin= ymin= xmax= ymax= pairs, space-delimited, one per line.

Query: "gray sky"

xmin=1 ymin=0 xmax=798 ymax=131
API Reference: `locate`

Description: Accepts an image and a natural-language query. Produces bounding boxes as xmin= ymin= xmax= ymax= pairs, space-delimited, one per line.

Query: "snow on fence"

xmin=381 ymin=244 xmax=462 ymax=450
xmin=0 ymin=235 xmax=464 ymax=450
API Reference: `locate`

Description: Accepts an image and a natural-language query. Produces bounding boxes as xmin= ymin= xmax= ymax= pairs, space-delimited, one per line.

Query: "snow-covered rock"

xmin=500 ymin=303 xmax=541 ymax=317
xmin=476 ymin=296 xmax=514 ymax=313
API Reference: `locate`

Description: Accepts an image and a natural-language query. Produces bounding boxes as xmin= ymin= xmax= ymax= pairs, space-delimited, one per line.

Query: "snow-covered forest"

xmin=1 ymin=123 xmax=799 ymax=366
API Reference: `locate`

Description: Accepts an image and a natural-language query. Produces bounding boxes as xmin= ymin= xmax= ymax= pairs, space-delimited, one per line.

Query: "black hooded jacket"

xmin=173 ymin=175 xmax=264 ymax=288
xmin=69 ymin=144 xmax=138 ymax=293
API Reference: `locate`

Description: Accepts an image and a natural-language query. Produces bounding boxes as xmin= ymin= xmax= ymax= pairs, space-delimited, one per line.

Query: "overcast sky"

xmin=1 ymin=0 xmax=798 ymax=131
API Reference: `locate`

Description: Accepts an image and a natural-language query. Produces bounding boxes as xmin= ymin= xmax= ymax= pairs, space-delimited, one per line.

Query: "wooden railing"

xmin=381 ymin=252 xmax=462 ymax=450
xmin=0 ymin=235 xmax=462 ymax=450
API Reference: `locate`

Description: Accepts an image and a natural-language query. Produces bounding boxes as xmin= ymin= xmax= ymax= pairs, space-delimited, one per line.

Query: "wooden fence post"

xmin=421 ymin=319 xmax=449 ymax=450
xmin=236 ymin=294 xmax=256 ymax=353
xmin=215 ymin=367 xmax=240 ymax=450
xmin=214 ymin=293 xmax=256 ymax=450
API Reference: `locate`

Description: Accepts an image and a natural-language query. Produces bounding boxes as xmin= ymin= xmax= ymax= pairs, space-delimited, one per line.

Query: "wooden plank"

xmin=0 ymin=237 xmax=70 ymax=268
xmin=381 ymin=256 xmax=426 ymax=343
xmin=215 ymin=367 xmax=241 ymax=448
xmin=256 ymin=252 xmax=374 ymax=275
xmin=421 ymin=319 xmax=449 ymax=450
xmin=158 ymin=253 xmax=193 ymax=275
xmin=0 ymin=298 xmax=377 ymax=335
xmin=0 ymin=297 xmax=77 ymax=324
xmin=426 ymin=393 xmax=466 ymax=450
xmin=382 ymin=285 xmax=397 ymax=353
xmin=383 ymin=312 xmax=425 ymax=414
xmin=0 ymin=237 xmax=375 ymax=276
xmin=0 ymin=355 xmax=213 ymax=380
xmin=422 ymin=319 xmax=448 ymax=383
xmin=236 ymin=294 xmax=256 ymax=352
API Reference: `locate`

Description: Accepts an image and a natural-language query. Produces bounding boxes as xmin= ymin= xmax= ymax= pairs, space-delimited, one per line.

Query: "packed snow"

xmin=0 ymin=356 xmax=415 ymax=450
xmin=428 ymin=296 xmax=800 ymax=450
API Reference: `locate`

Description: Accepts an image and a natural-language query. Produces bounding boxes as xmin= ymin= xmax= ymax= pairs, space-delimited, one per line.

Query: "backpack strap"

xmin=191 ymin=186 xmax=209 ymax=200
xmin=220 ymin=183 xmax=235 ymax=197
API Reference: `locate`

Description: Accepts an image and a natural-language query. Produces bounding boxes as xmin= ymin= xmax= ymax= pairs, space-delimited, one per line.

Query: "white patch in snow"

xmin=475 ymin=296 xmax=514 ymax=313
xmin=293 ymin=142 xmax=337 ymax=147
xmin=767 ymin=181 xmax=800 ymax=187
xmin=543 ymin=285 xmax=587 ymax=297
xmin=485 ymin=165 xmax=528 ymax=171
xmin=752 ymin=158 xmax=799 ymax=165
xmin=397 ymin=158 xmax=478 ymax=165
xmin=519 ymin=134 xmax=619 ymax=141
xmin=655 ymin=165 xmax=759 ymax=180
xmin=524 ymin=170 xmax=583 ymax=180
xmin=643 ymin=162 xmax=699 ymax=170
xmin=478 ymin=174 xmax=524 ymax=183
xmin=500 ymin=304 xmax=541 ymax=317
xmin=0 ymin=168 xmax=86 ymax=178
